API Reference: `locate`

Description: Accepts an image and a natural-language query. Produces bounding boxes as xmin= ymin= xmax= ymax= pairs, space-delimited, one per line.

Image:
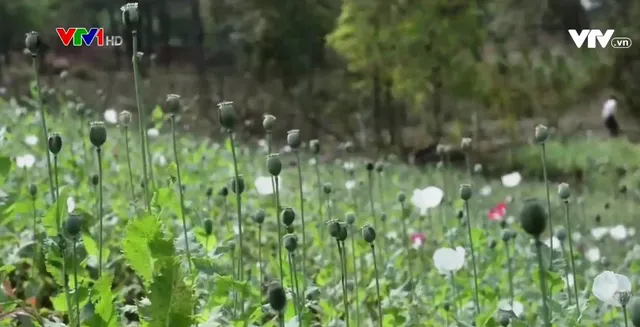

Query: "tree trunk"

xmin=189 ymin=0 xmax=211 ymax=119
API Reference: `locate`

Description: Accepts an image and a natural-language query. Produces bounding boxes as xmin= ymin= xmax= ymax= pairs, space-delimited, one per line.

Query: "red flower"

xmin=410 ymin=233 xmax=426 ymax=248
xmin=488 ymin=202 xmax=507 ymax=221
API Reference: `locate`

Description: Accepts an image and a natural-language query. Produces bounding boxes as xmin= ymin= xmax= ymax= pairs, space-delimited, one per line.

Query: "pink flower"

xmin=411 ymin=233 xmax=426 ymax=248
xmin=489 ymin=202 xmax=507 ymax=221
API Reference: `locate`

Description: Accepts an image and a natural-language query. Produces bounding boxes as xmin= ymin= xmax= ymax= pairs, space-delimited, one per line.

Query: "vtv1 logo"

xmin=56 ymin=28 xmax=123 ymax=47
xmin=569 ymin=29 xmax=632 ymax=49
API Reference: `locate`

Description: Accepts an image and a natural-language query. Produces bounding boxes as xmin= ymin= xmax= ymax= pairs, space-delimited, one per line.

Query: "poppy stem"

xmin=337 ymin=240 xmax=350 ymax=326
xmin=400 ymin=202 xmax=412 ymax=282
xmin=623 ymin=305 xmax=629 ymax=327
xmin=377 ymin=170 xmax=387 ymax=259
xmin=450 ymin=271 xmax=459 ymax=315
xmin=559 ymin=242 xmax=572 ymax=305
xmin=463 ymin=200 xmax=481 ymax=315
xmin=370 ymin=244 xmax=383 ymax=327
xmin=294 ymin=151 xmax=308 ymax=298
xmin=534 ymin=238 xmax=551 ymax=327
xmin=349 ymin=226 xmax=360 ymax=326
xmin=504 ymin=239 xmax=515 ymax=308
xmin=540 ymin=144 xmax=553 ymax=270
xmin=274 ymin=176 xmax=284 ymax=285
xmin=563 ymin=200 xmax=581 ymax=315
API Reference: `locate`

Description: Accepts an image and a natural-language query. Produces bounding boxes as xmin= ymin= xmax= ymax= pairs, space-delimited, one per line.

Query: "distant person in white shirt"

xmin=602 ymin=96 xmax=620 ymax=137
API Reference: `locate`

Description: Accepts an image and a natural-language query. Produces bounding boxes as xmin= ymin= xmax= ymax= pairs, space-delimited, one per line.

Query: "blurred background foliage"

xmin=2 ymin=0 xmax=640 ymax=172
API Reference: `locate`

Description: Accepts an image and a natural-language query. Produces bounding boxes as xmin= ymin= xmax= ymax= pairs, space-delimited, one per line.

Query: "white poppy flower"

xmin=585 ymin=247 xmax=601 ymax=263
xmin=308 ymin=158 xmax=316 ymax=165
xmin=591 ymin=227 xmax=610 ymax=240
xmin=609 ymin=225 xmax=627 ymax=241
xmin=147 ymin=128 xmax=159 ymax=138
xmin=543 ymin=236 xmax=562 ymax=251
xmin=16 ymin=154 xmax=36 ymax=169
xmin=254 ymin=176 xmax=275 ymax=195
xmin=24 ymin=135 xmax=38 ymax=146
xmin=501 ymin=172 xmax=522 ymax=187
xmin=345 ymin=180 xmax=356 ymax=190
xmin=479 ymin=185 xmax=492 ymax=196
xmin=67 ymin=197 xmax=76 ymax=213
xmin=571 ymin=232 xmax=582 ymax=242
xmin=498 ymin=299 xmax=524 ymax=318
xmin=104 ymin=109 xmax=118 ymax=124
xmin=602 ymin=99 xmax=616 ymax=118
xmin=410 ymin=186 xmax=444 ymax=215
xmin=343 ymin=161 xmax=355 ymax=171
xmin=433 ymin=246 xmax=465 ymax=274
xmin=592 ymin=271 xmax=632 ymax=307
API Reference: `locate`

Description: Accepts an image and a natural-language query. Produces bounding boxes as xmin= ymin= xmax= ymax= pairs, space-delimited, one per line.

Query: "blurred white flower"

xmin=501 ymin=172 xmax=522 ymax=188
xmin=343 ymin=161 xmax=355 ymax=171
xmin=543 ymin=236 xmax=562 ymax=251
xmin=609 ymin=225 xmax=628 ymax=241
xmin=564 ymin=274 xmax=574 ymax=288
xmin=498 ymin=299 xmax=524 ymax=318
xmin=602 ymin=98 xmax=616 ymax=118
xmin=585 ymin=247 xmax=601 ymax=262
xmin=257 ymin=139 xmax=268 ymax=152
xmin=308 ymin=158 xmax=316 ymax=165
xmin=506 ymin=216 xmax=516 ymax=225
xmin=411 ymin=186 xmax=444 ymax=215
xmin=254 ymin=176 xmax=275 ymax=195
xmin=154 ymin=154 xmax=167 ymax=166
xmin=282 ymin=145 xmax=292 ymax=153
xmin=345 ymin=180 xmax=356 ymax=190
xmin=628 ymin=228 xmax=636 ymax=237
xmin=24 ymin=135 xmax=38 ymax=146
xmin=67 ymin=197 xmax=76 ymax=213
xmin=147 ymin=128 xmax=159 ymax=138
xmin=591 ymin=227 xmax=609 ymax=240
xmin=479 ymin=185 xmax=492 ymax=196
xmin=474 ymin=163 xmax=482 ymax=173
xmin=16 ymin=154 xmax=36 ymax=169
xmin=433 ymin=246 xmax=465 ymax=274
xmin=592 ymin=270 xmax=631 ymax=307
xmin=104 ymin=109 xmax=118 ymax=124
xmin=571 ymin=232 xmax=582 ymax=242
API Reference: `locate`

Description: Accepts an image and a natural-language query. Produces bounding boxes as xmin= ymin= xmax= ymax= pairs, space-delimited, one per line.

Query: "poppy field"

xmin=2 ymin=7 xmax=640 ymax=327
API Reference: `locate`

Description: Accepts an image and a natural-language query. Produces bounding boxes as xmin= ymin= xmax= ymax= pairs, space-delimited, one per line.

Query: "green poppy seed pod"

xmin=204 ymin=219 xmax=213 ymax=236
xmin=362 ymin=224 xmax=376 ymax=243
xmin=165 ymin=94 xmax=181 ymax=116
xmin=380 ymin=212 xmax=387 ymax=222
xmin=217 ymin=101 xmax=236 ymax=130
xmin=206 ymin=187 xmax=213 ymax=197
xmin=284 ymin=234 xmax=298 ymax=252
xmin=556 ymin=228 xmax=567 ymax=242
xmin=281 ymin=208 xmax=296 ymax=226
xmin=375 ymin=161 xmax=384 ymax=173
xmin=328 ymin=220 xmax=341 ymax=238
xmin=345 ymin=212 xmax=356 ymax=225
xmin=287 ymin=129 xmax=301 ymax=149
xmin=461 ymin=137 xmax=472 ymax=152
xmin=267 ymin=282 xmax=287 ymax=312
xmin=253 ymin=209 xmax=266 ymax=224
xmin=28 ymin=183 xmax=37 ymax=198
xmin=48 ymin=133 xmax=62 ymax=155
xmin=443 ymin=302 xmax=450 ymax=312
xmin=25 ymin=32 xmax=41 ymax=55
xmin=397 ymin=192 xmax=406 ymax=203
xmin=499 ymin=312 xmax=510 ymax=326
xmin=620 ymin=185 xmax=628 ymax=194
xmin=65 ymin=214 xmax=82 ymax=237
xmin=120 ymin=3 xmax=140 ymax=30
xmin=457 ymin=210 xmax=464 ymax=219
xmin=89 ymin=121 xmax=107 ymax=147
xmin=230 ymin=175 xmax=245 ymax=194
xmin=323 ymin=183 xmax=332 ymax=195
xmin=558 ymin=182 xmax=570 ymax=200
xmin=262 ymin=114 xmax=276 ymax=131
xmin=459 ymin=184 xmax=472 ymax=201
xmin=219 ymin=186 xmax=229 ymax=197
xmin=519 ymin=199 xmax=547 ymax=237
xmin=337 ymin=223 xmax=348 ymax=242
xmin=619 ymin=291 xmax=632 ymax=307
xmin=489 ymin=239 xmax=497 ymax=249
xmin=501 ymin=230 xmax=512 ymax=242
xmin=629 ymin=296 xmax=640 ymax=326
xmin=534 ymin=124 xmax=549 ymax=144
xmin=604 ymin=203 xmax=610 ymax=210
xmin=266 ymin=153 xmax=282 ymax=176
xmin=91 ymin=174 xmax=99 ymax=186
xmin=119 ymin=110 xmax=132 ymax=126
xmin=366 ymin=162 xmax=374 ymax=171
xmin=310 ymin=139 xmax=320 ymax=154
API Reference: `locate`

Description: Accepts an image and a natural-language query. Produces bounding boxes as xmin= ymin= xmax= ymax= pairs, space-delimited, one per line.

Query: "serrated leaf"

xmin=148 ymin=257 xmax=196 ymax=327
xmin=82 ymin=233 xmax=110 ymax=267
xmin=91 ymin=273 xmax=117 ymax=327
xmin=42 ymin=187 xmax=70 ymax=236
xmin=122 ymin=215 xmax=163 ymax=283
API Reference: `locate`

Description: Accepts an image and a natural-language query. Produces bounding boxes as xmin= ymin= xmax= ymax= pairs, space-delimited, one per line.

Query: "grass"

xmin=0 ymin=87 xmax=639 ymax=327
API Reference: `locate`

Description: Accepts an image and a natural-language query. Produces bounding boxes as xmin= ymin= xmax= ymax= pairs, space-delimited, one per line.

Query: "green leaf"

xmin=148 ymin=257 xmax=196 ymax=327
xmin=152 ymin=105 xmax=164 ymax=122
xmin=122 ymin=215 xmax=162 ymax=283
xmin=42 ymin=187 xmax=70 ymax=236
xmin=91 ymin=273 xmax=118 ymax=327
xmin=0 ymin=156 xmax=11 ymax=183
xmin=82 ymin=233 xmax=110 ymax=267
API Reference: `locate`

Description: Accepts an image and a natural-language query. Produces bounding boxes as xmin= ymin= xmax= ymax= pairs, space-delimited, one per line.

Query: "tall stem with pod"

xmin=309 ymin=140 xmax=324 ymax=241
xmin=558 ymin=183 xmax=580 ymax=314
xmin=25 ymin=32 xmax=55 ymax=204
xmin=287 ymin=129 xmax=308 ymax=298
xmin=166 ymin=94 xmax=192 ymax=273
xmin=361 ymin=224 xmax=383 ymax=327
xmin=118 ymin=110 xmax=136 ymax=203
xmin=252 ymin=210 xmax=266 ymax=285
xmin=345 ymin=213 xmax=359 ymax=326
xmin=460 ymin=184 xmax=481 ymax=315
xmin=267 ymin=153 xmax=284 ymax=284
xmin=329 ymin=220 xmax=349 ymax=326
xmin=89 ymin=122 xmax=107 ymax=278
xmin=65 ymin=214 xmax=83 ymax=326
xmin=284 ymin=234 xmax=302 ymax=323
xmin=28 ymin=184 xmax=39 ymax=278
